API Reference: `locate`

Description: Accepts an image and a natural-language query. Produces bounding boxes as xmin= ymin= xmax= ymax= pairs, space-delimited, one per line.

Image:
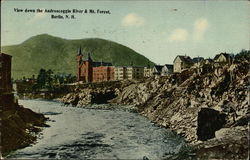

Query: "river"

xmin=8 ymin=100 xmax=192 ymax=159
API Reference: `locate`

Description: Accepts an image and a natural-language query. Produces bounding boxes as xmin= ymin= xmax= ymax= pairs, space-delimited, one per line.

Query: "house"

xmin=173 ymin=55 xmax=194 ymax=73
xmin=0 ymin=53 xmax=12 ymax=94
xmin=152 ymin=64 xmax=173 ymax=76
xmin=76 ymin=47 xmax=114 ymax=82
xmin=203 ymin=58 xmax=213 ymax=64
xmin=214 ymin=53 xmax=233 ymax=63
xmin=152 ymin=65 xmax=164 ymax=75
xmin=161 ymin=64 xmax=173 ymax=76
xmin=192 ymin=57 xmax=205 ymax=68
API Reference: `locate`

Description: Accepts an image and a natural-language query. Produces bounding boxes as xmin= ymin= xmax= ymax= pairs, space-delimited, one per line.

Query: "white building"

xmin=152 ymin=65 xmax=163 ymax=75
xmin=173 ymin=55 xmax=194 ymax=73
xmin=114 ymin=66 xmax=126 ymax=80
xmin=152 ymin=64 xmax=173 ymax=76
xmin=144 ymin=67 xmax=152 ymax=77
xmin=161 ymin=64 xmax=173 ymax=76
xmin=114 ymin=66 xmax=144 ymax=80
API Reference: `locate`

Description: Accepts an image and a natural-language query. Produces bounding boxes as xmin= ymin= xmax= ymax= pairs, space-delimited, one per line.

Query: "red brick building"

xmin=0 ymin=53 xmax=12 ymax=93
xmin=93 ymin=66 xmax=114 ymax=82
xmin=76 ymin=47 xmax=114 ymax=82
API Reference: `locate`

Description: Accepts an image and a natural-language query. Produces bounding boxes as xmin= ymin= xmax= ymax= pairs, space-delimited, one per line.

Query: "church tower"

xmin=85 ymin=52 xmax=93 ymax=82
xmin=76 ymin=46 xmax=83 ymax=81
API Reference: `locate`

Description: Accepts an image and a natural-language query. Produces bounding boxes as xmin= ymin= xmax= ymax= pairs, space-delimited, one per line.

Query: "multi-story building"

xmin=0 ymin=53 xmax=15 ymax=107
xmin=127 ymin=66 xmax=144 ymax=80
xmin=93 ymin=66 xmax=114 ymax=82
xmin=114 ymin=66 xmax=126 ymax=80
xmin=144 ymin=66 xmax=152 ymax=77
xmin=76 ymin=46 xmax=150 ymax=82
xmin=76 ymin=47 xmax=114 ymax=83
xmin=114 ymin=66 xmax=144 ymax=80
xmin=0 ymin=53 xmax=12 ymax=94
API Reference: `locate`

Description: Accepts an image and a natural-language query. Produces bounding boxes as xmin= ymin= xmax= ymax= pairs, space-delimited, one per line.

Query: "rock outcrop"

xmin=1 ymin=102 xmax=48 ymax=157
xmin=58 ymin=80 xmax=136 ymax=106
xmin=111 ymin=61 xmax=249 ymax=159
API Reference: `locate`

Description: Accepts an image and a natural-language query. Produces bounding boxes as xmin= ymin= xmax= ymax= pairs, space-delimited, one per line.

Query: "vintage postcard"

xmin=0 ymin=0 xmax=249 ymax=159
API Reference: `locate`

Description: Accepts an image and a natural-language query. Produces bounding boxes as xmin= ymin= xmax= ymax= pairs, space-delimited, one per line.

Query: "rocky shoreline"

xmin=1 ymin=101 xmax=48 ymax=157
xmin=58 ymin=60 xmax=249 ymax=159
xmin=58 ymin=80 xmax=137 ymax=105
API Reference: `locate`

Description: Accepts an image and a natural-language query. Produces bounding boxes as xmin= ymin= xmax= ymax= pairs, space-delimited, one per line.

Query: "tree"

xmin=235 ymin=49 xmax=250 ymax=63
xmin=37 ymin=69 xmax=46 ymax=88
xmin=46 ymin=69 xmax=54 ymax=89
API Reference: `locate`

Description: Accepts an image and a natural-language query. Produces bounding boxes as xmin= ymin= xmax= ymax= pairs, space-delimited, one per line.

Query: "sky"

xmin=1 ymin=0 xmax=249 ymax=64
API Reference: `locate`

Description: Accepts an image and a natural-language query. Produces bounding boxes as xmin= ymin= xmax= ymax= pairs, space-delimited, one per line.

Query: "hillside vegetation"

xmin=1 ymin=34 xmax=154 ymax=79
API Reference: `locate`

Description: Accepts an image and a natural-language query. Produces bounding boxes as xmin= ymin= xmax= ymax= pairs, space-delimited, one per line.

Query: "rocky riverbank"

xmin=58 ymin=80 xmax=137 ymax=105
xmin=58 ymin=61 xmax=249 ymax=159
xmin=1 ymin=101 xmax=48 ymax=157
xmin=112 ymin=61 xmax=249 ymax=159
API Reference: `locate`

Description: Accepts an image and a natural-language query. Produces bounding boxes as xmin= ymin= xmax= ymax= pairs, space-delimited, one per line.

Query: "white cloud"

xmin=168 ymin=28 xmax=188 ymax=42
xmin=121 ymin=13 xmax=145 ymax=27
xmin=193 ymin=18 xmax=209 ymax=41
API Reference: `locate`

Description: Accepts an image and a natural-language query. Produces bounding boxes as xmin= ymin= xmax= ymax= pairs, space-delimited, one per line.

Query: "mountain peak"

xmin=1 ymin=34 xmax=155 ymax=79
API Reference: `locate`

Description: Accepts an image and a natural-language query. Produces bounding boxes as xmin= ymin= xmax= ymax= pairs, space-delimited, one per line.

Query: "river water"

xmin=8 ymin=100 xmax=191 ymax=159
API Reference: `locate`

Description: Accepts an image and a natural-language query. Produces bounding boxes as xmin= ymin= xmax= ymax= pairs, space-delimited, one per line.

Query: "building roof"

xmin=114 ymin=66 xmax=126 ymax=68
xmin=115 ymin=66 xmax=144 ymax=68
xmin=164 ymin=64 xmax=173 ymax=70
xmin=93 ymin=61 xmax=113 ymax=67
xmin=153 ymin=65 xmax=164 ymax=72
xmin=174 ymin=55 xmax=193 ymax=64
xmin=204 ymin=58 xmax=213 ymax=62
xmin=192 ymin=57 xmax=204 ymax=63
xmin=0 ymin=53 xmax=12 ymax=58
xmin=214 ymin=53 xmax=233 ymax=60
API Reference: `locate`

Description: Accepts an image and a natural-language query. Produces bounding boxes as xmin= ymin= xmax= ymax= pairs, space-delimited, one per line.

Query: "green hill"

xmin=1 ymin=34 xmax=154 ymax=79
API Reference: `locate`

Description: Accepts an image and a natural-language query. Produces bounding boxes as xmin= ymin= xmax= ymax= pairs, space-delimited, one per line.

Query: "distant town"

xmin=0 ymin=48 xmax=241 ymax=90
xmin=75 ymin=46 xmax=236 ymax=83
xmin=0 ymin=47 xmax=243 ymax=100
